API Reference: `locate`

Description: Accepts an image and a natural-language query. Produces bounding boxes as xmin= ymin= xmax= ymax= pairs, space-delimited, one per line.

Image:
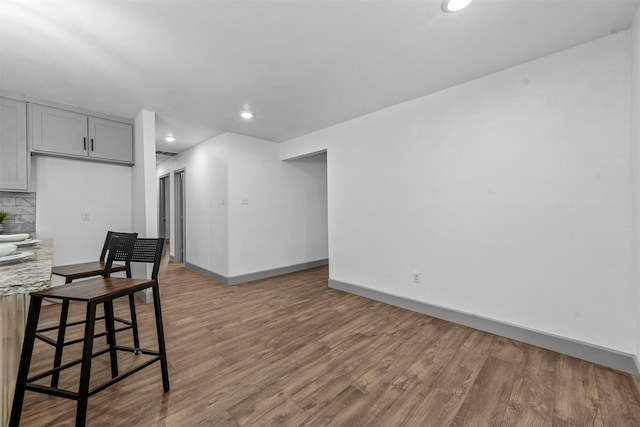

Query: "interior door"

xmin=158 ymin=175 xmax=170 ymax=240
xmin=174 ymin=169 xmax=186 ymax=263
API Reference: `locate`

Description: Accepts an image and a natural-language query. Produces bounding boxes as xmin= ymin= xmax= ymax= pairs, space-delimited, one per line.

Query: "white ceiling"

xmin=1 ymin=0 xmax=639 ymax=155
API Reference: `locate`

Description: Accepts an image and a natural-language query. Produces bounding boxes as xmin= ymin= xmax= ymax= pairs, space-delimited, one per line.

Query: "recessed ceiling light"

xmin=442 ymin=0 xmax=473 ymax=13
xmin=240 ymin=111 xmax=254 ymax=119
xmin=165 ymin=136 xmax=175 ymax=142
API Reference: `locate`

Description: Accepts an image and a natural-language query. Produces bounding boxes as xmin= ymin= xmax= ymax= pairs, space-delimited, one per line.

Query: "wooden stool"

xmin=45 ymin=230 xmax=140 ymax=373
xmin=10 ymin=237 xmax=169 ymax=427
xmin=51 ymin=231 xmax=137 ymax=283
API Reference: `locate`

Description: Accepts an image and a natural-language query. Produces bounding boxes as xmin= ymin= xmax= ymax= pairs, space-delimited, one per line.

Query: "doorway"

xmin=158 ymin=174 xmax=170 ymax=241
xmin=174 ymin=169 xmax=186 ymax=263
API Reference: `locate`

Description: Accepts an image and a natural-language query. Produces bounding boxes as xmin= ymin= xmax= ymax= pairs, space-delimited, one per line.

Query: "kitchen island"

xmin=0 ymin=239 xmax=52 ymax=427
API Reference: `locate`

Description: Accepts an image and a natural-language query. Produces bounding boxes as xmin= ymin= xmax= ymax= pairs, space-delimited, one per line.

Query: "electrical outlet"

xmin=221 ymin=196 xmax=226 ymax=206
xmin=81 ymin=212 xmax=91 ymax=222
xmin=412 ymin=271 xmax=421 ymax=284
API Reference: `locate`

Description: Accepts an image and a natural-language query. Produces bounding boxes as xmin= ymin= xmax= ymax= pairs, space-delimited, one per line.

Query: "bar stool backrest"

xmin=99 ymin=231 xmax=139 ymax=262
xmin=104 ymin=235 xmax=137 ymax=277
xmin=131 ymin=238 xmax=165 ymax=281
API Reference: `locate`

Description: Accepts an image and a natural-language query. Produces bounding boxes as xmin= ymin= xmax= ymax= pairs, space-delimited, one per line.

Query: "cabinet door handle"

xmin=91 ymin=138 xmax=94 ymax=151
xmin=83 ymin=137 xmax=87 ymax=150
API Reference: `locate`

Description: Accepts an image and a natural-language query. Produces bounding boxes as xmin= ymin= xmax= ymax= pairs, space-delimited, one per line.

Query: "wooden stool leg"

xmin=76 ymin=302 xmax=97 ymax=427
xmin=128 ymin=294 xmax=141 ymax=353
xmin=9 ymin=296 xmax=43 ymax=427
xmin=103 ymin=301 xmax=118 ymax=378
xmin=151 ymin=284 xmax=170 ymax=392
xmin=51 ymin=299 xmax=70 ymax=388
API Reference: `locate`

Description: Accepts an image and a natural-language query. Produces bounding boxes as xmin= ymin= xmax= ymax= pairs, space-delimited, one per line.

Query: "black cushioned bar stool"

xmin=10 ymin=237 xmax=169 ymax=427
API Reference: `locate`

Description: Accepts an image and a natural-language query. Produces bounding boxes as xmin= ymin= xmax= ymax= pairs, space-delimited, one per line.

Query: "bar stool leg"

xmin=103 ymin=304 xmax=111 ymax=347
xmin=76 ymin=302 xmax=97 ymax=427
xmin=151 ymin=284 xmax=170 ymax=392
xmin=51 ymin=299 xmax=70 ymax=388
xmin=103 ymin=301 xmax=118 ymax=378
xmin=128 ymin=294 xmax=141 ymax=353
xmin=10 ymin=296 xmax=43 ymax=427
xmin=124 ymin=263 xmax=141 ymax=354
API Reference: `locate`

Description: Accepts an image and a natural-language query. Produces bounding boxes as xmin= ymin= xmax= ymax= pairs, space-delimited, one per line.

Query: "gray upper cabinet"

xmin=30 ymin=104 xmax=133 ymax=165
xmin=88 ymin=117 xmax=133 ymax=163
xmin=30 ymin=105 xmax=88 ymax=157
xmin=0 ymin=98 xmax=29 ymax=192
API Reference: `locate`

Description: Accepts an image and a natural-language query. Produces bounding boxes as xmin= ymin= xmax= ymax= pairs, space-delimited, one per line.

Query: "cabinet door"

xmin=88 ymin=117 xmax=133 ymax=163
xmin=0 ymin=98 xmax=29 ymax=191
xmin=30 ymin=104 xmax=88 ymax=157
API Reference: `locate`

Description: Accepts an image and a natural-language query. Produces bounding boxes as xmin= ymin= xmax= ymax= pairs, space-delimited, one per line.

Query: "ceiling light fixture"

xmin=165 ymin=136 xmax=175 ymax=142
xmin=240 ymin=111 xmax=254 ymax=119
xmin=441 ymin=0 xmax=473 ymax=13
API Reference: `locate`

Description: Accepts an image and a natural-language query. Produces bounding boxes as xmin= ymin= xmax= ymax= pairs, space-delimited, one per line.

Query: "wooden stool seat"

xmin=38 ymin=277 xmax=154 ymax=302
xmin=51 ymin=261 xmax=128 ymax=282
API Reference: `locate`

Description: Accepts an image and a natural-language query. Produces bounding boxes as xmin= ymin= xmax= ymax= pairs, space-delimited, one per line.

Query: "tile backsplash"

xmin=0 ymin=192 xmax=36 ymax=235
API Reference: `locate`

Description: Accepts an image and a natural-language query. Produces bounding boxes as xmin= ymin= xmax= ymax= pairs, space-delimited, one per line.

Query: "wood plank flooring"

xmin=15 ymin=258 xmax=640 ymax=426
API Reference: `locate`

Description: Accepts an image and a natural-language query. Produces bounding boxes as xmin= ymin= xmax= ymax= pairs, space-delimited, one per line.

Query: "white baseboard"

xmin=185 ymin=259 xmax=329 ymax=286
xmin=329 ymin=278 xmax=640 ymax=375
xmin=135 ymin=288 xmax=153 ymax=304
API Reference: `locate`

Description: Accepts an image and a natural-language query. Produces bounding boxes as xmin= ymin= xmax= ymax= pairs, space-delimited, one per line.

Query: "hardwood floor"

xmin=16 ymin=258 xmax=640 ymax=426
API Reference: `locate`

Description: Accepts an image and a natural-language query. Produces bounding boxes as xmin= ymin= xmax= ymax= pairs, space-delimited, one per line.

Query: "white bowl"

xmin=0 ymin=234 xmax=30 ymax=243
xmin=0 ymin=244 xmax=17 ymax=257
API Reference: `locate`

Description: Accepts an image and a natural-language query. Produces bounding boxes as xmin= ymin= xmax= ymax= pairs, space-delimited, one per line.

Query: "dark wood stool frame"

xmin=10 ymin=237 xmax=169 ymax=427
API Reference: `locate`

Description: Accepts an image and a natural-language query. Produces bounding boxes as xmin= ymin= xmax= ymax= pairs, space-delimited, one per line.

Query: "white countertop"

xmin=0 ymin=239 xmax=52 ymax=297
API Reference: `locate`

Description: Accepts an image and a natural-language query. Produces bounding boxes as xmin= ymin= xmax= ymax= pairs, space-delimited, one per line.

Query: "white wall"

xmin=631 ymin=7 xmax=640 ymax=364
xmin=283 ymin=32 xmax=635 ymax=354
xmin=227 ymin=133 xmax=328 ymax=276
xmin=33 ymin=111 xmax=152 ymax=285
xmin=131 ymin=110 xmax=159 ymax=285
xmin=34 ymin=156 xmax=133 ymax=266
xmin=132 ymin=110 xmax=158 ymax=239
xmin=157 ymin=133 xmax=229 ymax=275
xmin=156 ymin=132 xmax=328 ymax=280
